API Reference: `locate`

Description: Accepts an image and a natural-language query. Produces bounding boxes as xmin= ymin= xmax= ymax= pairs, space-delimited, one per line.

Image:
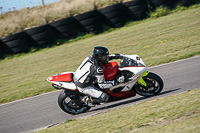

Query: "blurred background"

xmin=0 ymin=0 xmax=62 ymax=14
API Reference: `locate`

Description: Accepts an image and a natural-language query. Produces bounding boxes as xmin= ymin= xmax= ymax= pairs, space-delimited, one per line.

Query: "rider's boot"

xmin=82 ymin=96 xmax=96 ymax=107
xmin=82 ymin=93 xmax=109 ymax=107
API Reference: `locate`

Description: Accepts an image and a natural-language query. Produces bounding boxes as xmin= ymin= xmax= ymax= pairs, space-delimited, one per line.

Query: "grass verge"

xmin=34 ymin=88 xmax=200 ymax=133
xmin=0 ymin=1 xmax=199 ymax=37
xmin=0 ymin=7 xmax=199 ymax=104
xmin=1 ymin=3 xmax=200 ymax=61
xmin=0 ymin=0 xmax=121 ymax=37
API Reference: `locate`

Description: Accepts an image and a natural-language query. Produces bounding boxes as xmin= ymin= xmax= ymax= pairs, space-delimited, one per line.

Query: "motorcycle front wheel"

xmin=134 ymin=72 xmax=164 ymax=97
xmin=58 ymin=89 xmax=91 ymax=114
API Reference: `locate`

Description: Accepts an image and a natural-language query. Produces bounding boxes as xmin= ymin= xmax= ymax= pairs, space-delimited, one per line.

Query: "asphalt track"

xmin=0 ymin=56 xmax=200 ymax=133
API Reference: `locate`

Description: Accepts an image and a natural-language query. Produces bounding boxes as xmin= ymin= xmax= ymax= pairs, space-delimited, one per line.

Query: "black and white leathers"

xmin=74 ymin=55 xmax=118 ymax=99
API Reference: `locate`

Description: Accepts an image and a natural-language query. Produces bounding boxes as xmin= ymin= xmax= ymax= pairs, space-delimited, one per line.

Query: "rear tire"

xmin=134 ymin=72 xmax=164 ymax=97
xmin=58 ymin=89 xmax=91 ymax=114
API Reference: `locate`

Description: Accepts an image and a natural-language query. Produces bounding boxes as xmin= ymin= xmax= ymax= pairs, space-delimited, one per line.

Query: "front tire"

xmin=58 ymin=89 xmax=91 ymax=114
xmin=134 ymin=72 xmax=164 ymax=97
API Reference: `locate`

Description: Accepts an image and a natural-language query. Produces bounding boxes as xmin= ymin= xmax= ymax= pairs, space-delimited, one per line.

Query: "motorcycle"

xmin=47 ymin=54 xmax=164 ymax=114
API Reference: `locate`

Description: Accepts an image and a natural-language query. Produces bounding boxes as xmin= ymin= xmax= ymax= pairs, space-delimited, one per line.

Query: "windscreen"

xmin=119 ymin=57 xmax=144 ymax=67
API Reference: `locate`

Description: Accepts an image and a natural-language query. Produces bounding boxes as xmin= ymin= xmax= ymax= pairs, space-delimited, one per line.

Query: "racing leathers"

xmin=74 ymin=54 xmax=121 ymax=104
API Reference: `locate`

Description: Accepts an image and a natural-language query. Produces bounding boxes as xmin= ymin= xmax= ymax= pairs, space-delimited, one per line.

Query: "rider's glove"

xmin=115 ymin=53 xmax=123 ymax=59
xmin=115 ymin=53 xmax=120 ymax=58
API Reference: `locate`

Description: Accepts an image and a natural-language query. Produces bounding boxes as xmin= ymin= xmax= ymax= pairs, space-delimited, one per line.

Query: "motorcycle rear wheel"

xmin=58 ymin=89 xmax=91 ymax=114
xmin=134 ymin=72 xmax=164 ymax=97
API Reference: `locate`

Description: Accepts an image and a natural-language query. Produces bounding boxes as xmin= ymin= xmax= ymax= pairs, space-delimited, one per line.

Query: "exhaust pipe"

xmin=52 ymin=84 xmax=63 ymax=89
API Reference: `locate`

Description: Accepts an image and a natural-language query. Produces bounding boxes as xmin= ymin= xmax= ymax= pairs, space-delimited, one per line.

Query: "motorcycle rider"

xmin=74 ymin=46 xmax=122 ymax=106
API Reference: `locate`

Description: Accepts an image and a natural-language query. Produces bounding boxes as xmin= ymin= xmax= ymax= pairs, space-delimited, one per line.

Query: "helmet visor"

xmin=100 ymin=54 xmax=109 ymax=63
xmin=102 ymin=54 xmax=108 ymax=60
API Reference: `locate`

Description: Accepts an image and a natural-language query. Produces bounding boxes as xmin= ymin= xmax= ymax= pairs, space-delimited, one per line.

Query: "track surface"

xmin=0 ymin=56 xmax=200 ymax=133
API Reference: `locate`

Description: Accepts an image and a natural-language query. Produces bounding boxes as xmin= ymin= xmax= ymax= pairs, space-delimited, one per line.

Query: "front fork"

xmin=137 ymin=70 xmax=149 ymax=87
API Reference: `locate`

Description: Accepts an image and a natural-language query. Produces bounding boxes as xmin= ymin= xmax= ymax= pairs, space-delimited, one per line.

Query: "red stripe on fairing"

xmin=48 ymin=73 xmax=73 ymax=82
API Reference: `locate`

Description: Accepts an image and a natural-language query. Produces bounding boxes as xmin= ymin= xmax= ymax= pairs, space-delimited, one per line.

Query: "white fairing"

xmin=119 ymin=55 xmax=147 ymax=74
xmin=53 ymin=81 xmax=77 ymax=90
xmin=118 ymin=55 xmax=147 ymax=92
xmin=47 ymin=72 xmax=77 ymax=90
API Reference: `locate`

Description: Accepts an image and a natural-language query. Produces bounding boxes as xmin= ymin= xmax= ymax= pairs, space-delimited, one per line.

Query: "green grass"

xmin=0 ymin=7 xmax=200 ymax=104
xmin=0 ymin=0 xmax=121 ymax=37
xmin=150 ymin=6 xmax=171 ymax=18
xmin=0 ymin=0 xmax=198 ymax=37
xmin=34 ymin=89 xmax=200 ymax=133
xmin=1 ymin=3 xmax=199 ymax=60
